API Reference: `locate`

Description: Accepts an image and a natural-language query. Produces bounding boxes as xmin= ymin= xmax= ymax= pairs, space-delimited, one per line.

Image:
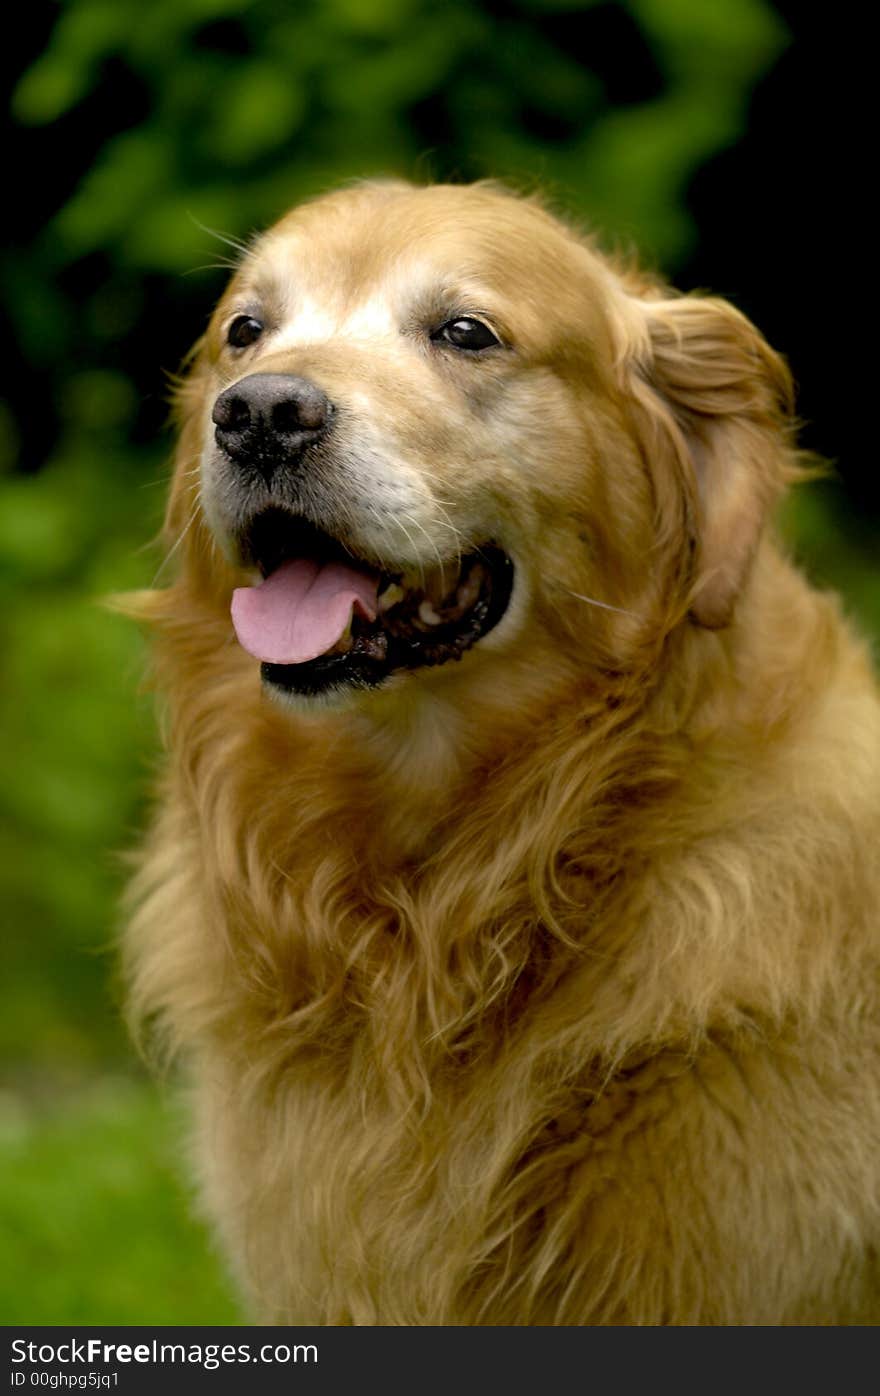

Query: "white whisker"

xmin=188 ymin=216 xmax=251 ymax=257
xmin=425 ymin=499 xmax=464 ymax=571
xmin=392 ymin=515 xmax=427 ymax=589
xmin=183 ymin=260 xmax=241 ymax=276
xmin=566 ymin=590 xmax=639 ymax=619
xmin=151 ymin=487 xmax=201 ymax=586
xmin=400 ymin=511 xmax=448 ymax=590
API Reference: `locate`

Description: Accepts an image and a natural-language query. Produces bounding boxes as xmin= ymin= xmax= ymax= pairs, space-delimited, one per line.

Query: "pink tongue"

xmin=231 ymin=558 xmax=380 ymax=665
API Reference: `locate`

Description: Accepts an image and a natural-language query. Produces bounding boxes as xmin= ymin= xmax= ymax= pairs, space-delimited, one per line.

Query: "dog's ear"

xmin=627 ymin=293 xmax=795 ymax=629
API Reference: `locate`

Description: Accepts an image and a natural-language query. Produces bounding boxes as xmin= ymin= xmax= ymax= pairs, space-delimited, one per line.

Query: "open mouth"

xmin=230 ymin=509 xmax=514 ymax=696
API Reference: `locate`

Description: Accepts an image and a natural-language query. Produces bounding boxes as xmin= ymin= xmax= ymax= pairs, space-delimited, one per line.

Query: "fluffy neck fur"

xmin=129 ymin=536 xmax=866 ymax=1093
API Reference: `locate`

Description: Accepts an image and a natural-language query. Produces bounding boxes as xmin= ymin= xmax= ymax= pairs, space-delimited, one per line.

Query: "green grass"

xmin=0 ymin=1075 xmax=243 ymax=1324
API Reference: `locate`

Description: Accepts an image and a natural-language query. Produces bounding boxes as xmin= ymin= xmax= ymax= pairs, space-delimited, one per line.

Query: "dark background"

xmin=1 ymin=0 xmax=875 ymax=1323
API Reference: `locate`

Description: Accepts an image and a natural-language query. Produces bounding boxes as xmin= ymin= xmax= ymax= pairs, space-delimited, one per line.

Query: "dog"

xmin=124 ymin=180 xmax=880 ymax=1324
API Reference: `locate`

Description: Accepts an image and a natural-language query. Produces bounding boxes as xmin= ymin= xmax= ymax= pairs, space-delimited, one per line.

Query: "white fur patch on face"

xmin=262 ymin=284 xmax=399 ymax=354
xmin=274 ymin=297 xmax=337 ymax=347
xmin=269 ymin=294 xmax=398 ymax=351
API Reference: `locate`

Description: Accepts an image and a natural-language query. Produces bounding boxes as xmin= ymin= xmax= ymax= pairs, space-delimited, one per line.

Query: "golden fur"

xmin=125 ymin=181 xmax=880 ymax=1324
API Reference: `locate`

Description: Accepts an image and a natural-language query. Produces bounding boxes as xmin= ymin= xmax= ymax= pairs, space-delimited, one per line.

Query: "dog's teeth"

xmin=418 ymin=600 xmax=444 ymax=626
xmin=455 ymin=570 xmax=482 ymax=610
xmin=378 ymin=582 xmax=405 ymax=613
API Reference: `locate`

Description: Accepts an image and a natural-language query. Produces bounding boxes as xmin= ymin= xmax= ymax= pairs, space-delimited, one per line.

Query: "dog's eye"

xmin=227 ymin=315 xmax=264 ymax=349
xmin=432 ymin=317 xmax=501 ymax=352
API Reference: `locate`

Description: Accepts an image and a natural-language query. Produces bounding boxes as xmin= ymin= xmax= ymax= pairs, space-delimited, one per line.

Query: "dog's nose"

xmin=212 ymin=373 xmax=334 ymax=479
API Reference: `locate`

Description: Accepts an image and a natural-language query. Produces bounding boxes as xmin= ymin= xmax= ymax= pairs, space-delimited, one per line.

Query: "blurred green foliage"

xmin=2 ymin=0 xmax=877 ymax=1324
xmin=12 ymin=0 xmax=784 ymax=275
xmin=0 ymin=1079 xmax=240 ymax=1322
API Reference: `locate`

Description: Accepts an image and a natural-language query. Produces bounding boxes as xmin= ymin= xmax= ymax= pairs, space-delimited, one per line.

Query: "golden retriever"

xmin=125 ymin=180 xmax=880 ymax=1324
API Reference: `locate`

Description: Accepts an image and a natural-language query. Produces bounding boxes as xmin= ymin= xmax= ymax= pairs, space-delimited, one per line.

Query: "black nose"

xmin=212 ymin=373 xmax=334 ymax=480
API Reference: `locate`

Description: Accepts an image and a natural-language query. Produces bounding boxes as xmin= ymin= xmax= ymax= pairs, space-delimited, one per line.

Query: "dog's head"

xmin=166 ymin=181 xmax=794 ymax=714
